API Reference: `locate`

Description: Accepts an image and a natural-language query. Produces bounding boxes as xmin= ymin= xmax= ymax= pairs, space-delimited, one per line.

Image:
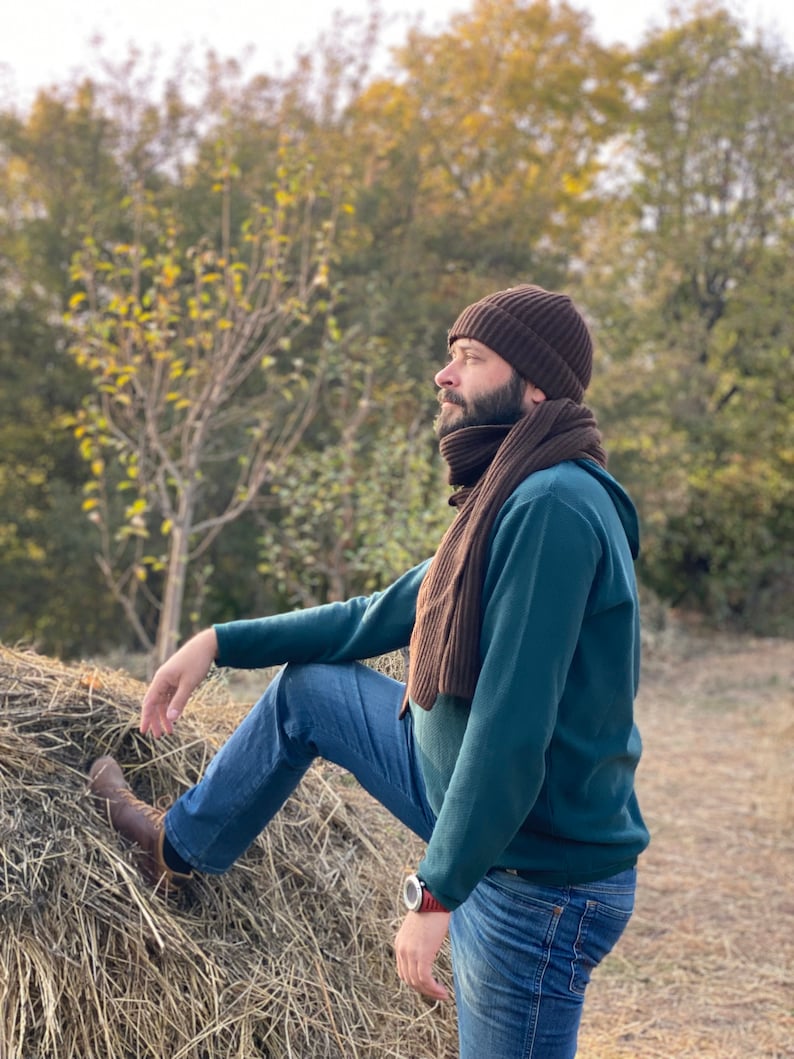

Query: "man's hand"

xmin=395 ymin=910 xmax=451 ymax=1001
xmin=140 ymin=628 xmax=219 ymax=738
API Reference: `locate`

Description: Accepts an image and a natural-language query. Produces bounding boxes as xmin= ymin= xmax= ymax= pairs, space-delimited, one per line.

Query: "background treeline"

xmin=1 ymin=0 xmax=792 ymax=664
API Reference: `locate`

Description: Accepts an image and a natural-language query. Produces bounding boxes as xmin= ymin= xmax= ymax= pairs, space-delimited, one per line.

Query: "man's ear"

xmin=523 ymin=382 xmax=547 ymax=410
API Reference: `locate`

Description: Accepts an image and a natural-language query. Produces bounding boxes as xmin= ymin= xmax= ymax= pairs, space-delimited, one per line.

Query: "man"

xmin=90 ymin=283 xmax=649 ymax=1059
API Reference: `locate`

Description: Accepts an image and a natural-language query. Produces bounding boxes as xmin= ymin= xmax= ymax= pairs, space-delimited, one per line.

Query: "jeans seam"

xmin=523 ymin=900 xmax=565 ymax=1058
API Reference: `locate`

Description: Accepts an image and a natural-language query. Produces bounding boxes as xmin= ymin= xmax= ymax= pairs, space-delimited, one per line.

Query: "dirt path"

xmin=578 ymin=631 xmax=793 ymax=1059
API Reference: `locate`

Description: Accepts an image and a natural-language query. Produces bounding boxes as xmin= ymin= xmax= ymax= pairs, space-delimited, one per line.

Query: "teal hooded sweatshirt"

xmin=214 ymin=460 xmax=649 ymax=911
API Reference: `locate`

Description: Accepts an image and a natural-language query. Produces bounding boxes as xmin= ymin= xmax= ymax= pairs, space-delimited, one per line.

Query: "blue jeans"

xmin=451 ymin=868 xmax=635 ymax=1058
xmin=165 ymin=662 xmax=635 ymax=1058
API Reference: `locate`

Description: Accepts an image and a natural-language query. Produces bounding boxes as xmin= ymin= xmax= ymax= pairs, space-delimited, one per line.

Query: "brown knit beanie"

xmin=448 ymin=284 xmax=593 ymax=403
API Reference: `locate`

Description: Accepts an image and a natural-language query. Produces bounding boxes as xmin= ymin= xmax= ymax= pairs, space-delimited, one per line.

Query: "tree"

xmin=341 ymin=0 xmax=631 ymax=339
xmin=65 ymin=149 xmax=344 ymax=665
xmin=581 ymin=5 xmax=794 ymax=632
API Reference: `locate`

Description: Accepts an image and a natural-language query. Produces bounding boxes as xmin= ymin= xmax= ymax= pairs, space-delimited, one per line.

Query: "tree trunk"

xmin=153 ymin=503 xmax=192 ymax=670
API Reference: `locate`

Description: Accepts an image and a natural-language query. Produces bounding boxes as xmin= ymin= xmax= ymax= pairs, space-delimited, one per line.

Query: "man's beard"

xmin=434 ymin=370 xmax=527 ymax=439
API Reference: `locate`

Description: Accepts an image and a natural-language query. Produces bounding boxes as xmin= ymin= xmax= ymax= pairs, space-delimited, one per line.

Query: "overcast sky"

xmin=1 ymin=0 xmax=792 ymax=107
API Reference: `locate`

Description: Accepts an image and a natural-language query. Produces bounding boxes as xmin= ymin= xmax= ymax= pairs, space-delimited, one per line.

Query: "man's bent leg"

xmin=450 ymin=868 xmax=636 ymax=1059
xmin=165 ymin=661 xmax=435 ymax=874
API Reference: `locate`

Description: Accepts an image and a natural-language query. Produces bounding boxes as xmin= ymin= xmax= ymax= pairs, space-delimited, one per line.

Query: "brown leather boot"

xmin=88 ymin=755 xmax=193 ymax=892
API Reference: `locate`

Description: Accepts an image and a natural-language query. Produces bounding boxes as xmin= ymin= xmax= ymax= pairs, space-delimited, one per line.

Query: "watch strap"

xmin=419 ymin=886 xmax=448 ymax=913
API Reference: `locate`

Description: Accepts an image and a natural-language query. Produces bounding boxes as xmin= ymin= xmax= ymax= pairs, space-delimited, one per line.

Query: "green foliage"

xmin=0 ymin=290 xmax=119 ymax=655
xmin=643 ymin=451 xmax=794 ymax=632
xmin=1 ymin=1 xmax=792 ymax=656
xmin=258 ymin=348 xmax=450 ymax=606
xmin=584 ymin=6 xmax=794 ymax=633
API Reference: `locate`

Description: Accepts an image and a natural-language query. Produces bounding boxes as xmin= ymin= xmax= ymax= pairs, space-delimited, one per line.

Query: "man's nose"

xmin=434 ymin=360 xmax=458 ymax=388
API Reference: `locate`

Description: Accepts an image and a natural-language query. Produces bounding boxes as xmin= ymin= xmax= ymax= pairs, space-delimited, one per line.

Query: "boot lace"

xmin=114 ymin=784 xmax=164 ymax=827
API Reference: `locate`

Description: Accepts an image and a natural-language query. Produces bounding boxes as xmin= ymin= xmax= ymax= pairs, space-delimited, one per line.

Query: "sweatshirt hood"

xmin=578 ymin=460 xmax=640 ymax=559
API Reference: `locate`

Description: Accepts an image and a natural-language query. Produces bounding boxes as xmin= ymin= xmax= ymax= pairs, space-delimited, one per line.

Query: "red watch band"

xmin=420 ymin=887 xmax=449 ymax=913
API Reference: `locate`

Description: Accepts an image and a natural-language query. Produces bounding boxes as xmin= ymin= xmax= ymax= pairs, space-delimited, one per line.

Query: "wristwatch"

xmin=403 ymin=873 xmax=448 ymax=913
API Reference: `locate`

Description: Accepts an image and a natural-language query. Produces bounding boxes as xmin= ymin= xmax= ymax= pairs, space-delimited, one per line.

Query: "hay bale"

xmin=0 ymin=645 xmax=456 ymax=1058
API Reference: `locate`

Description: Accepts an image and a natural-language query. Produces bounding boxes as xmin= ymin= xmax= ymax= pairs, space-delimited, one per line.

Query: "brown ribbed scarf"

xmin=402 ymin=398 xmax=606 ymax=714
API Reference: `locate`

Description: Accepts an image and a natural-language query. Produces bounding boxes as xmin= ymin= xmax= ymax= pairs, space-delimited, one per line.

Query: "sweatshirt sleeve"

xmin=214 ymin=559 xmax=431 ymax=670
xmin=417 ymin=490 xmax=601 ymax=909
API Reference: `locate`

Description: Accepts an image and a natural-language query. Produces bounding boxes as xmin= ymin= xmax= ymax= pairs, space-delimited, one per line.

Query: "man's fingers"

xmin=415 ymin=968 xmax=449 ymax=1001
xmin=164 ymin=689 xmax=189 ymax=728
xmin=394 ymin=911 xmax=451 ymax=1001
xmin=398 ymin=957 xmax=448 ymax=1000
xmin=139 ymin=630 xmax=218 ymax=737
xmin=140 ymin=677 xmax=183 ymax=737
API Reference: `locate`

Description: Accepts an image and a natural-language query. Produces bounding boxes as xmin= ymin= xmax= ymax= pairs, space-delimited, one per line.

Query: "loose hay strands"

xmin=0 ymin=645 xmax=457 ymax=1059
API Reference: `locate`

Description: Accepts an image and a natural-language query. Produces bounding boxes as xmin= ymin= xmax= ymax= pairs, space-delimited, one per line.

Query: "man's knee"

xmin=273 ymin=661 xmax=361 ymax=736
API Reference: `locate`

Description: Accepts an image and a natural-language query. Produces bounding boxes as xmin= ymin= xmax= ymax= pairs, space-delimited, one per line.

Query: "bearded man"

xmin=90 ymin=284 xmax=649 ymax=1059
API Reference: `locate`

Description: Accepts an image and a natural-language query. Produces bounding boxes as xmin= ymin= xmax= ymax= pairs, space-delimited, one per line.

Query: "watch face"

xmin=403 ymin=874 xmax=422 ymax=911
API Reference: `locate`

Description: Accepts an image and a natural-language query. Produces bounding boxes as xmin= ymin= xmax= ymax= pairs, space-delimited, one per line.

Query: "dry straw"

xmin=0 ymin=645 xmax=457 ymax=1059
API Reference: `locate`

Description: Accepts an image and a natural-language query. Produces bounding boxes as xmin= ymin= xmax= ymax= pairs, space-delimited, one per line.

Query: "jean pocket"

xmin=570 ymin=895 xmax=634 ymax=996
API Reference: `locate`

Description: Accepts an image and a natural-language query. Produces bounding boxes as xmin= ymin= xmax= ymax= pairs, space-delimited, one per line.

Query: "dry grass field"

xmin=576 ymin=627 xmax=793 ymax=1059
xmin=1 ymin=623 xmax=791 ymax=1057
